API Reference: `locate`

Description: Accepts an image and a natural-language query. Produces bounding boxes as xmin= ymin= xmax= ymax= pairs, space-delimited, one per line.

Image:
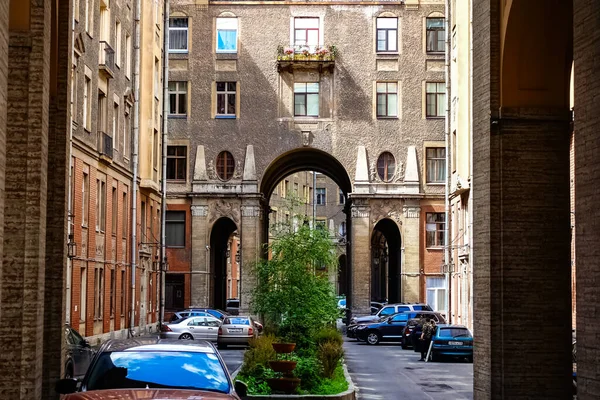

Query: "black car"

xmin=64 ymin=324 xmax=95 ymax=379
xmin=355 ymin=311 xmax=446 ymax=345
xmin=401 ymin=313 xmax=447 ymax=349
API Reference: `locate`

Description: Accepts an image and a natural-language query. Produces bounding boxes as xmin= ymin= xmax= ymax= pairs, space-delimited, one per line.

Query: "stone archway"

xmin=371 ymin=218 xmax=401 ymax=304
xmin=209 ymin=217 xmax=238 ymax=310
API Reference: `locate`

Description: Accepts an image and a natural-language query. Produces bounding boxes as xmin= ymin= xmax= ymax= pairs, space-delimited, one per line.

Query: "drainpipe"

xmin=130 ymin=0 xmax=141 ymax=336
xmin=444 ymin=0 xmax=451 ymax=323
xmin=468 ymin=0 xmax=474 ymax=331
xmin=159 ymin=0 xmax=170 ymax=325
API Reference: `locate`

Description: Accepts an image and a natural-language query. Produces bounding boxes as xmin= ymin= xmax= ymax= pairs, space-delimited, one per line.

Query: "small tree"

xmin=250 ymin=212 xmax=339 ymax=348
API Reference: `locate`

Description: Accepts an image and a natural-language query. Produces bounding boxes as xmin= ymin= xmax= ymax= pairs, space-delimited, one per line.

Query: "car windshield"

xmin=440 ymin=328 xmax=472 ymax=338
xmin=86 ymin=351 xmax=231 ymax=393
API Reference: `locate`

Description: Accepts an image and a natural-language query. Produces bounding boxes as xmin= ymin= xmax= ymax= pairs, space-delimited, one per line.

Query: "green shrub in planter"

xmin=314 ymin=326 xmax=343 ymax=347
xmin=294 ymin=355 xmax=322 ymax=391
xmin=318 ymin=340 xmax=344 ymax=379
xmin=240 ymin=334 xmax=277 ymax=376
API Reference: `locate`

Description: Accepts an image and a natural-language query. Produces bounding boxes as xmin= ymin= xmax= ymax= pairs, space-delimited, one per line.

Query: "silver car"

xmin=160 ymin=315 xmax=222 ymax=341
xmin=217 ymin=316 xmax=258 ymax=349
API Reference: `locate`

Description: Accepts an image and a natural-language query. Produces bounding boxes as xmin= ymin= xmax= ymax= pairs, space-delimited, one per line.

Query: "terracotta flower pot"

xmin=269 ymin=360 xmax=297 ymax=373
xmin=267 ymin=377 xmax=301 ymax=394
xmin=272 ymin=342 xmax=296 ymax=353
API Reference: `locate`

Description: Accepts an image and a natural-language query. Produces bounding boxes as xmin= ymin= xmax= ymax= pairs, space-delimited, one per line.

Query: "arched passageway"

xmin=338 ymin=254 xmax=348 ymax=297
xmin=371 ymin=219 xmax=402 ymax=304
xmin=210 ymin=218 xmax=238 ymax=310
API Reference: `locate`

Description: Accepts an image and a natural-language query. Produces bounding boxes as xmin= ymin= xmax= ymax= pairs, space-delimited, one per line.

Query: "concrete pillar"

xmin=402 ymin=202 xmax=420 ymax=303
xmin=239 ymin=201 xmax=262 ymax=315
xmin=350 ymin=199 xmax=370 ymax=315
xmin=190 ymin=203 xmax=209 ymax=306
xmin=574 ymin=0 xmax=600 ymax=397
xmin=473 ymin=108 xmax=572 ymax=399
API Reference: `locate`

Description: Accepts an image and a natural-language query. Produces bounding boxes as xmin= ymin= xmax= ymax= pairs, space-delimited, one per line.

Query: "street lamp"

xmin=67 ymin=234 xmax=77 ymax=259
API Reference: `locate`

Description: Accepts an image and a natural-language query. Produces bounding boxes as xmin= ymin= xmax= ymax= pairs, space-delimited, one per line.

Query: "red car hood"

xmin=63 ymin=389 xmax=239 ymax=400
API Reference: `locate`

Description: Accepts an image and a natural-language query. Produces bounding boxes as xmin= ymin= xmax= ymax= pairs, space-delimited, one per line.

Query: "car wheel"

xmin=401 ymin=342 xmax=408 ymax=350
xmin=366 ymin=331 xmax=381 ymax=345
xmin=430 ymin=351 xmax=437 ymax=362
xmin=179 ymin=333 xmax=194 ymax=340
xmin=467 ymin=356 xmax=473 ymax=363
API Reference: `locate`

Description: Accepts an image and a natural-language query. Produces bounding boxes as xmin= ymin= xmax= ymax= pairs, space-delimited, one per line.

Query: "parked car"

xmin=355 ymin=311 xmax=446 ymax=345
xmin=186 ymin=307 xmax=231 ymax=320
xmin=429 ymin=324 xmax=473 ymax=362
xmin=160 ymin=315 xmax=222 ymax=341
xmin=217 ymin=316 xmax=258 ymax=349
xmin=64 ymin=324 xmax=95 ymax=379
xmin=350 ymin=303 xmax=433 ymax=325
xmin=225 ymin=299 xmax=240 ymax=315
xmin=55 ymin=338 xmax=247 ymax=399
xmin=168 ymin=310 xmax=213 ymax=322
xmin=401 ymin=313 xmax=448 ymax=349
xmin=347 ymin=313 xmax=394 ymax=339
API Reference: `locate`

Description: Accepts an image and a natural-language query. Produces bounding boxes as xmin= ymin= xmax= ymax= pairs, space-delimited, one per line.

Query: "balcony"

xmin=277 ymin=44 xmax=337 ymax=74
xmin=97 ymin=131 xmax=113 ymax=162
xmin=98 ymin=41 xmax=115 ymax=78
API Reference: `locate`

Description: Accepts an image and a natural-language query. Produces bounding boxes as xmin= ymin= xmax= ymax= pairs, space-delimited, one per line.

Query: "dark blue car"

xmin=430 ymin=324 xmax=473 ymax=362
xmin=355 ymin=311 xmax=446 ymax=345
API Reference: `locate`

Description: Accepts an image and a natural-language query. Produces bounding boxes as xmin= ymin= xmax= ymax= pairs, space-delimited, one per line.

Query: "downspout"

xmin=468 ymin=0 xmax=474 ymax=331
xmin=444 ymin=0 xmax=451 ymax=323
xmin=130 ymin=0 xmax=141 ymax=336
xmin=159 ymin=0 xmax=170 ymax=325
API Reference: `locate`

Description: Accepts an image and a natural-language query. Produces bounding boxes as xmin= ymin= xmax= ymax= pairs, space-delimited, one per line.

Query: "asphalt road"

xmin=343 ymin=337 xmax=473 ymax=400
xmin=219 ymin=345 xmax=246 ymax=376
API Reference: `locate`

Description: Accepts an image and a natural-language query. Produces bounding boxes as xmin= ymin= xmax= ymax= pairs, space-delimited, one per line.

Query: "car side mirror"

xmin=55 ymin=378 xmax=78 ymax=394
xmin=234 ymin=380 xmax=248 ymax=397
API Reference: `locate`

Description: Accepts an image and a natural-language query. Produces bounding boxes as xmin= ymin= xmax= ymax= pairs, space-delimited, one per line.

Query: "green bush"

xmin=318 ymin=341 xmax=344 ymax=379
xmin=294 ymin=355 xmax=322 ymax=391
xmin=240 ymin=334 xmax=277 ymax=376
xmin=311 ymin=363 xmax=348 ymax=395
xmin=314 ymin=326 xmax=343 ymax=347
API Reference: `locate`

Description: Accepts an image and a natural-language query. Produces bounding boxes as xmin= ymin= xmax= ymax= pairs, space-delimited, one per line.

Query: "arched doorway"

xmin=371 ymin=219 xmax=401 ymax=304
xmin=259 ymin=148 xmax=354 ymax=306
xmin=337 ymin=254 xmax=348 ymax=297
xmin=210 ymin=217 xmax=238 ymax=310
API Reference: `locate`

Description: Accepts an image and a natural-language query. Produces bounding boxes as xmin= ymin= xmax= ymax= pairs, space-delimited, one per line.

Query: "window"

xmin=125 ymin=33 xmax=132 ymax=78
xmin=216 ymin=151 xmax=235 ymax=181
xmin=124 ymin=104 xmax=131 ymax=157
xmin=376 ymin=17 xmax=398 ymax=52
xmin=426 ymin=17 xmax=445 ymax=53
xmin=115 ymin=21 xmax=121 ymax=66
xmin=122 ymin=192 xmax=128 ymax=239
xmin=376 ymin=82 xmax=398 ymax=118
xmin=216 ymin=82 xmax=236 ymax=117
xmin=293 ymin=183 xmax=299 ymax=197
xmin=216 ymin=17 xmax=238 ymax=53
xmin=112 ymin=187 xmax=117 ymax=235
xmin=96 ymin=179 xmax=106 ymax=232
xmin=339 ymin=189 xmax=345 ymax=205
xmin=113 ymin=102 xmax=119 ymax=148
xmin=339 ymin=221 xmax=347 ymax=237
xmin=316 ymin=188 xmax=326 ymax=205
xmin=82 ymin=172 xmax=89 ymax=226
xmin=154 ymin=58 xmax=160 ymax=99
xmin=94 ymin=267 xmax=104 ymax=319
xmin=141 ymin=201 xmax=147 ymax=239
xmin=120 ymin=270 xmax=126 ymax=316
xmin=426 ymin=212 xmax=446 ymax=247
xmin=166 ymin=211 xmax=185 ymax=247
xmin=294 ymin=17 xmax=319 ymax=50
xmin=99 ymin=3 xmax=109 ymax=42
xmin=110 ymin=268 xmax=115 ymax=316
xmin=316 ymin=218 xmax=327 ymax=230
xmin=167 ymin=146 xmax=187 ymax=181
xmin=80 ymin=266 xmax=87 ymax=321
xmin=426 ymin=82 xmax=445 ymax=118
xmin=83 ymin=75 xmax=92 ymax=130
xmin=97 ymin=91 xmax=107 ymax=132
xmin=283 ymin=181 xmax=289 ymax=198
xmin=169 ymin=18 xmax=188 ymax=53
xmin=426 ymin=147 xmax=446 ymax=183
xmin=294 ymin=83 xmax=319 ymax=117
xmin=426 ymin=276 xmax=447 ymax=313
xmin=377 ymin=152 xmax=396 ymax=182
xmin=168 ymin=82 xmax=187 ymax=116
xmin=71 ymin=65 xmax=78 ymax=123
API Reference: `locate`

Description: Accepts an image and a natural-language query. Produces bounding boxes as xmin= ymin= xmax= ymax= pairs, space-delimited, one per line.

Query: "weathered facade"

xmin=165 ymin=0 xmax=447 ymax=315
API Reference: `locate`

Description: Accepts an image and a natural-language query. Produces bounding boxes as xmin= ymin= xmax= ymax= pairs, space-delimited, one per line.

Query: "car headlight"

xmin=357 ymin=325 xmax=367 ymax=330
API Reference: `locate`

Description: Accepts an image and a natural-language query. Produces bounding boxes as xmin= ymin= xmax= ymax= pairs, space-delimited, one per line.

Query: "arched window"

xmin=377 ymin=152 xmax=396 ymax=182
xmin=216 ymin=151 xmax=235 ymax=181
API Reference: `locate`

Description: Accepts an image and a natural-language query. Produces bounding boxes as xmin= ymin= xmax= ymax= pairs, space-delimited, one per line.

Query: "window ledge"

xmin=216 ymin=52 xmax=238 ymax=59
xmin=427 ymin=182 xmax=446 ymax=186
xmin=377 ymin=116 xmax=399 ymax=120
xmin=426 ymin=116 xmax=445 ymax=120
xmin=167 ymin=180 xmax=187 ymax=184
xmin=167 ymin=246 xmax=186 ymax=249
xmin=426 ymin=246 xmax=444 ymax=250
xmin=376 ymin=52 xmax=399 ymax=57
xmin=215 ymin=115 xmax=236 ymax=119
xmin=168 ymin=114 xmax=187 ymax=119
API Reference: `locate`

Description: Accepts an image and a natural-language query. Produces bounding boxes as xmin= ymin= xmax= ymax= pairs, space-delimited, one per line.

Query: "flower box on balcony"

xmin=276 ymin=45 xmax=337 ymax=73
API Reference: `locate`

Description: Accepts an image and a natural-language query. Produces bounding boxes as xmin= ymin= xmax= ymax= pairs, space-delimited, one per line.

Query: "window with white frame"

xmin=294 ymin=17 xmax=319 ymax=51
xmin=426 ymin=82 xmax=445 ymax=118
xmin=216 ymin=17 xmax=238 ymax=53
xmin=216 ymin=82 xmax=236 ymax=117
xmin=94 ymin=266 xmax=104 ymax=319
xmin=294 ymin=83 xmax=319 ymax=117
xmin=83 ymin=75 xmax=92 ymax=131
xmin=376 ymin=82 xmax=398 ymax=118
xmin=115 ymin=21 xmax=121 ymax=66
xmin=339 ymin=189 xmax=345 ymax=205
xmin=316 ymin=188 xmax=326 ymax=205
xmin=376 ymin=17 xmax=398 ymax=52
xmin=169 ymin=18 xmax=188 ymax=53
xmin=426 ymin=276 xmax=447 ymax=313
xmin=168 ymin=81 xmax=187 ymax=116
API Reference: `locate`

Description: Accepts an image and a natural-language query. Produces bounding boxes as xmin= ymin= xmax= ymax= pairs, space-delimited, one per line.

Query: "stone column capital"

xmin=403 ymin=206 xmax=421 ymax=218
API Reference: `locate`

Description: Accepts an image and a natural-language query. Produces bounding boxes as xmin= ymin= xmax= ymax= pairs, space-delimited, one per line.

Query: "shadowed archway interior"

xmin=372 ymin=218 xmax=401 ymax=304
xmin=210 ymin=217 xmax=238 ymax=310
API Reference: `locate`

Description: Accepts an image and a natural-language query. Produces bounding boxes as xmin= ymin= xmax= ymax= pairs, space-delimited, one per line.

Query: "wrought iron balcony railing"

xmin=97 ymin=131 xmax=113 ymax=160
xmin=99 ymin=41 xmax=115 ymax=78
